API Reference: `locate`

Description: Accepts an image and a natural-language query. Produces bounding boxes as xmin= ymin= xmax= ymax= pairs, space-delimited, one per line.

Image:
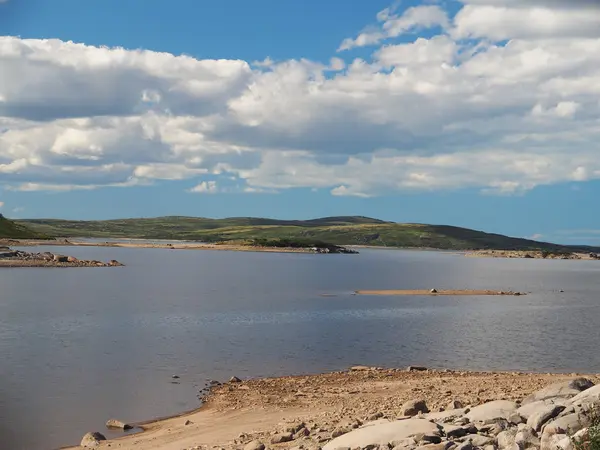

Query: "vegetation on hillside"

xmin=17 ymin=215 xmax=599 ymax=252
xmin=0 ymin=214 xmax=48 ymax=239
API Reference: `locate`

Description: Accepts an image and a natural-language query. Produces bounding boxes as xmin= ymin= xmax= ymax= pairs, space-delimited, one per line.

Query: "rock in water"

xmin=105 ymin=418 xmax=132 ymax=430
xmin=229 ymin=376 xmax=242 ymax=383
xmin=80 ymin=432 xmax=107 ymax=447
xmin=244 ymin=440 xmax=266 ymax=450
xmin=402 ymin=399 xmax=429 ymax=416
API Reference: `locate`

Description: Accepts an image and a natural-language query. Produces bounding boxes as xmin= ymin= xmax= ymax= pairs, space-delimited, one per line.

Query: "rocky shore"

xmin=0 ymin=247 xmax=123 ymax=268
xmin=467 ymin=250 xmax=600 ymax=260
xmin=68 ymin=368 xmax=600 ymax=450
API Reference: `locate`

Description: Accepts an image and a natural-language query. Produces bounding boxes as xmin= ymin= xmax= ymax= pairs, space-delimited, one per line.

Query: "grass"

xmin=0 ymin=214 xmax=47 ymax=239
xmin=573 ymin=405 xmax=600 ymax=450
xmin=15 ymin=215 xmax=600 ymax=252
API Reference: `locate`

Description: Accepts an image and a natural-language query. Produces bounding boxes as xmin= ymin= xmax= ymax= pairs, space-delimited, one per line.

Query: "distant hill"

xmin=17 ymin=215 xmax=600 ymax=252
xmin=0 ymin=214 xmax=46 ymax=239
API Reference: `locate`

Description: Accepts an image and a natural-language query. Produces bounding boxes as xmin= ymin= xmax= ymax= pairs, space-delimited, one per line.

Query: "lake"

xmin=1 ymin=247 xmax=600 ymax=449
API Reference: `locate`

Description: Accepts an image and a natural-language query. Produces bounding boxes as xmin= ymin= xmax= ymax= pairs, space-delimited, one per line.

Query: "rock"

xmin=463 ymin=434 xmax=494 ymax=447
xmin=507 ymin=412 xmax=524 ymax=425
xmin=416 ymin=444 xmax=448 ymax=450
xmin=454 ymin=442 xmax=472 ymax=450
xmin=430 ymin=289 xmax=438 ymax=293
xmin=391 ymin=437 xmax=418 ymax=448
xmin=184 ymin=419 xmax=192 ymax=425
xmin=541 ymin=433 xmax=572 ymax=450
xmin=322 ymin=419 xmax=440 ymax=450
xmin=517 ymin=400 xmax=559 ymax=420
xmin=402 ymin=399 xmax=430 ymax=416
xmin=244 ymin=440 xmax=266 ymax=450
xmin=426 ymin=409 xmax=467 ymax=423
xmin=527 ymin=404 xmax=565 ymax=431
xmin=569 ymin=384 xmax=600 ymax=406
xmin=542 ymin=413 xmax=589 ymax=435
xmin=172 ymin=375 xmax=180 ymax=379
xmin=496 ymin=429 xmax=517 ymax=449
xmin=229 ymin=376 xmax=242 ymax=383
xmin=420 ymin=434 xmax=442 ymax=444
xmin=448 ymin=400 xmax=465 ymax=410
xmin=407 ymin=366 xmax=428 ymax=372
xmin=271 ymin=432 xmax=294 ymax=444
xmin=350 ymin=366 xmax=372 ymax=371
xmin=80 ymin=432 xmax=107 ymax=448
xmin=466 ymin=401 xmax=518 ymax=423
xmin=514 ymin=426 xmax=540 ymax=449
xmin=443 ymin=425 xmax=467 ymax=439
xmin=53 ymin=254 xmax=69 ymax=263
xmin=522 ymin=378 xmax=594 ymax=405
xmin=331 ymin=428 xmax=349 ymax=438
xmin=294 ymin=427 xmax=310 ymax=439
xmin=105 ymin=418 xmax=132 ymax=430
xmin=109 ymin=260 xmax=123 ymax=266
xmin=67 ymin=256 xmax=78 ymax=262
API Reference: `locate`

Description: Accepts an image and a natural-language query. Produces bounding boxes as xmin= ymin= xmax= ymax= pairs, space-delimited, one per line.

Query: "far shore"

xmin=63 ymin=367 xmax=598 ymax=450
xmin=354 ymin=289 xmax=526 ymax=296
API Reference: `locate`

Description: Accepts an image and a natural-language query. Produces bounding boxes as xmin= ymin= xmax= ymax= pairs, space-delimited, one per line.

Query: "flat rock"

xmin=425 ymin=409 xmax=467 ymax=422
xmin=271 ymin=432 xmax=294 ymax=444
xmin=466 ymin=401 xmax=517 ymax=423
xmin=322 ymin=419 xmax=440 ymax=450
xmin=522 ymin=378 xmax=594 ymax=405
xmin=244 ymin=440 xmax=266 ymax=450
xmin=542 ymin=413 xmax=589 ymax=435
xmin=527 ymin=404 xmax=565 ymax=431
xmin=569 ymin=384 xmax=600 ymax=406
xmin=462 ymin=434 xmax=494 ymax=447
xmin=518 ymin=400 xmax=558 ymax=420
xmin=80 ymin=432 xmax=107 ymax=448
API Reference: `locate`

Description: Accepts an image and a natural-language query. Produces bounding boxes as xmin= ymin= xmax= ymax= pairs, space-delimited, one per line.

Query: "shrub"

xmin=573 ymin=406 xmax=600 ymax=450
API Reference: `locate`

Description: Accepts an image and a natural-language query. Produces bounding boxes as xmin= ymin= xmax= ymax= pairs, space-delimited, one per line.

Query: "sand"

xmin=63 ymin=368 xmax=595 ymax=450
xmin=354 ymin=289 xmax=525 ymax=296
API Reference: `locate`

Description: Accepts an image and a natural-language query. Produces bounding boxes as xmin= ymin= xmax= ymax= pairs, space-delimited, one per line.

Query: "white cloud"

xmin=189 ymin=181 xmax=218 ymax=194
xmin=0 ymin=201 xmax=4 ymax=209
xmin=3 ymin=1 xmax=600 ymax=198
xmin=338 ymin=5 xmax=449 ymax=51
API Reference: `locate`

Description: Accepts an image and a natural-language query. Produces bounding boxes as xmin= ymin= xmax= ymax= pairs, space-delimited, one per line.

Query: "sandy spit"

xmin=354 ymin=289 xmax=525 ymax=296
xmin=63 ymin=368 xmax=596 ymax=450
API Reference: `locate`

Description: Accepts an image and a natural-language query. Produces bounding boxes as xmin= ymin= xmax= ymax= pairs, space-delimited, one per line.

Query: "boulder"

xmin=514 ymin=426 xmax=540 ymax=449
xmin=448 ymin=400 xmax=465 ymax=410
xmin=527 ymin=404 xmax=565 ymax=431
xmin=426 ymin=409 xmax=467 ymax=423
xmin=402 ymin=399 xmax=429 ymax=416
xmin=229 ymin=376 xmax=242 ymax=383
xmin=407 ymin=366 xmax=428 ymax=372
xmin=322 ymin=419 xmax=440 ymax=450
xmin=271 ymin=432 xmax=294 ymax=444
xmin=541 ymin=433 xmax=572 ymax=450
xmin=462 ymin=434 xmax=494 ymax=447
xmin=53 ymin=255 xmax=69 ymax=263
xmin=244 ymin=440 xmax=266 ymax=450
xmin=522 ymin=379 xmax=594 ymax=405
xmin=466 ymin=400 xmax=518 ymax=423
xmin=518 ymin=400 xmax=559 ymax=420
xmin=569 ymin=384 xmax=600 ymax=406
xmin=80 ymin=432 xmax=107 ymax=448
xmin=542 ymin=413 xmax=589 ymax=436
xmin=442 ymin=425 xmax=467 ymax=439
xmin=105 ymin=418 xmax=132 ymax=430
xmin=497 ymin=429 xmax=517 ymax=449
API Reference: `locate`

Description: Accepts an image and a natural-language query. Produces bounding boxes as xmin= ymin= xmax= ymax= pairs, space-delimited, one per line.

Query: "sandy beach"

xmin=64 ymin=368 xmax=596 ymax=450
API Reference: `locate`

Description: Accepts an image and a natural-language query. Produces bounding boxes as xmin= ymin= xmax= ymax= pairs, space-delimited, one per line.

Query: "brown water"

xmin=1 ymin=247 xmax=600 ymax=449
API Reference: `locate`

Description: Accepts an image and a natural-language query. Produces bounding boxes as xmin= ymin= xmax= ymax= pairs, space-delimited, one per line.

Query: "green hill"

xmin=0 ymin=214 xmax=46 ymax=239
xmin=17 ymin=215 xmax=599 ymax=252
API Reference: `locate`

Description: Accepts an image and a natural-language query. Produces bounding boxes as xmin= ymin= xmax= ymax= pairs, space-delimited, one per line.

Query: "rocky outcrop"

xmin=80 ymin=431 xmax=106 ymax=447
xmin=319 ymin=378 xmax=598 ymax=450
xmin=0 ymin=248 xmax=123 ymax=268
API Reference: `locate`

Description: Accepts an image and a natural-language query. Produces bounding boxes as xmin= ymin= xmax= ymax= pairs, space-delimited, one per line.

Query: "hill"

xmin=16 ymin=215 xmax=600 ymax=253
xmin=0 ymin=214 xmax=47 ymax=239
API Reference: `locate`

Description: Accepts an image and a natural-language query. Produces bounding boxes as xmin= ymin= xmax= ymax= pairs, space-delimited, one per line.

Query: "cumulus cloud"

xmin=2 ymin=0 xmax=600 ymax=197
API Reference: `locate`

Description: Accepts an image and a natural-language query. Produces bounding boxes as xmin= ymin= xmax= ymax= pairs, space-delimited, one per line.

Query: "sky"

xmin=1 ymin=0 xmax=600 ymax=243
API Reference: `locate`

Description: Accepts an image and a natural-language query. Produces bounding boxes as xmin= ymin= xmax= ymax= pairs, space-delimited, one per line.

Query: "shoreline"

xmin=63 ymin=367 xmax=600 ymax=450
xmin=354 ymin=289 xmax=526 ymax=296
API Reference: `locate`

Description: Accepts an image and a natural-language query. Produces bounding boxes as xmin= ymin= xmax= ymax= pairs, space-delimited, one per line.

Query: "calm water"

xmin=2 ymin=247 xmax=600 ymax=449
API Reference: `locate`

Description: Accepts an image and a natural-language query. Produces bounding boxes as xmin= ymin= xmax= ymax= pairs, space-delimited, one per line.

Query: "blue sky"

xmin=2 ymin=0 xmax=600 ymax=244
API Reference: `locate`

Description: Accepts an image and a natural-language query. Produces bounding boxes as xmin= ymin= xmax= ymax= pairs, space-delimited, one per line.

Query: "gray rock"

xmin=391 ymin=437 xmax=418 ymax=448
xmin=522 ymin=379 xmax=594 ymax=405
xmin=230 ymin=376 xmax=242 ymax=383
xmin=332 ymin=428 xmax=350 ymax=438
xmin=527 ymin=404 xmax=565 ymax=431
xmin=403 ymin=399 xmax=430 ymax=417
xmin=454 ymin=442 xmax=473 ymax=450
xmin=80 ymin=432 xmax=107 ymax=448
xmin=448 ymin=400 xmax=465 ymax=410
xmin=514 ymin=426 xmax=540 ymax=449
xmin=569 ymin=384 xmax=600 ymax=406
xmin=322 ymin=419 xmax=441 ymax=450
xmin=497 ymin=429 xmax=517 ymax=450
xmin=244 ymin=440 xmax=266 ymax=450
xmin=443 ymin=425 xmax=467 ymax=439
xmin=541 ymin=433 xmax=572 ymax=450
xmin=466 ymin=401 xmax=518 ymax=423
xmin=407 ymin=366 xmax=429 ymax=372
xmin=105 ymin=418 xmax=132 ymax=430
xmin=507 ymin=412 xmax=524 ymax=425
xmin=518 ymin=401 xmax=557 ymax=420
xmin=542 ymin=413 xmax=590 ymax=435
xmin=420 ymin=435 xmax=442 ymax=444
xmin=271 ymin=432 xmax=294 ymax=444
xmin=462 ymin=434 xmax=493 ymax=447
